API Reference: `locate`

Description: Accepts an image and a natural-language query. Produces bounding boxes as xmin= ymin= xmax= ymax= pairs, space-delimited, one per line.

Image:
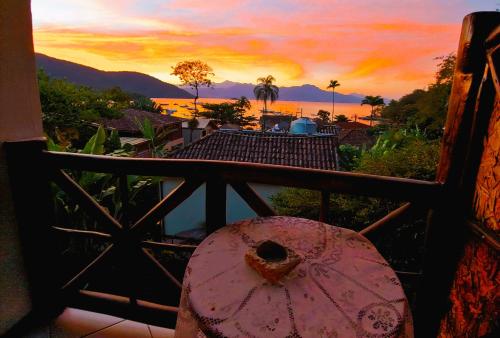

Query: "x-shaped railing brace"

xmin=50 ymin=169 xmax=203 ymax=295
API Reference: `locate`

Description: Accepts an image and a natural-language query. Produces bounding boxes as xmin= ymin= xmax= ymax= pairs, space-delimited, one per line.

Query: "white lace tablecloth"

xmin=175 ymin=216 xmax=413 ymax=338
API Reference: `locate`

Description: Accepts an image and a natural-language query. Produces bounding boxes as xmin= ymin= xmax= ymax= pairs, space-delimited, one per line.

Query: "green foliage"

xmin=271 ymin=128 xmax=440 ymax=270
xmin=81 ymin=125 xmax=106 ymax=155
xmin=338 ymin=144 xmax=362 ymax=171
xmin=356 ymin=128 xmax=440 ymax=181
xmin=38 ymin=69 xmax=159 ymax=147
xmin=49 ymin=127 xmax=161 ymax=239
xmin=105 ymin=129 xmax=122 ymax=153
xmin=380 ymin=54 xmax=455 ymax=138
xmin=316 ymin=109 xmax=330 ymax=124
xmin=333 ymin=114 xmax=351 ymax=123
xmin=200 ymin=96 xmax=257 ymax=128
xmin=134 ymin=117 xmax=167 ymax=158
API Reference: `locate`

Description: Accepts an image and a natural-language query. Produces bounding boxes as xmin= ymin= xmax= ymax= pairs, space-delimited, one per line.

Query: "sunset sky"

xmin=31 ymin=0 xmax=496 ymax=98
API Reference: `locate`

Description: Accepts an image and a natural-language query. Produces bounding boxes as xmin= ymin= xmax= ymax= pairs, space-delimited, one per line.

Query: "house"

xmin=319 ymin=121 xmax=375 ymax=147
xmin=162 ymin=130 xmax=339 ymax=236
xmin=99 ymin=108 xmax=184 ymax=152
xmin=2 ymin=6 xmax=499 ymax=338
xmin=119 ymin=137 xmax=151 ymax=158
xmin=260 ymin=112 xmax=295 ymax=131
xmin=181 ymin=118 xmax=218 ymax=145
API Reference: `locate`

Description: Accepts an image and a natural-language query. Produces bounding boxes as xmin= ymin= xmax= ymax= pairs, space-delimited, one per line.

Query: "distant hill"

xmin=35 ymin=53 xmax=193 ymax=98
xmin=182 ymin=80 xmax=364 ymax=103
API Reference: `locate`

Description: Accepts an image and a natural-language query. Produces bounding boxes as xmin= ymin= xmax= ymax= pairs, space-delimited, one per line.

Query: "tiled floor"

xmin=27 ymin=308 xmax=175 ymax=338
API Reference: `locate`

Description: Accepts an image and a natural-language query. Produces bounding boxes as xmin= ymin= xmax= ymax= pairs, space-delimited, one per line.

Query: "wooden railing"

xmin=4 ymin=139 xmax=443 ymax=327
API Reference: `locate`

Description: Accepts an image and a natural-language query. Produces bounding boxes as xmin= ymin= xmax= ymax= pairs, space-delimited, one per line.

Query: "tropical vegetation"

xmin=200 ymin=97 xmax=257 ymax=128
xmin=333 ymin=114 xmax=351 ymax=123
xmin=380 ymin=53 xmax=456 ymax=138
xmin=315 ymin=109 xmax=330 ymax=125
xmin=361 ymin=95 xmax=385 ymax=126
xmin=327 ymin=80 xmax=340 ymax=116
xmin=271 ymin=128 xmax=440 ymax=271
xmin=171 ymin=60 xmax=214 ymax=115
xmin=38 ymin=69 xmax=159 ymax=148
xmin=253 ymin=75 xmax=279 ymax=113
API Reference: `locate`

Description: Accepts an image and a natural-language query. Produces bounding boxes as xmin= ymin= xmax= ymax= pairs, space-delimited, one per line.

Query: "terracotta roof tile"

xmin=171 ymin=131 xmax=339 ymax=170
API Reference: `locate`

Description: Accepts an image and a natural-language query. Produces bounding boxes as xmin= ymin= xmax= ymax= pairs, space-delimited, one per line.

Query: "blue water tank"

xmin=290 ymin=117 xmax=317 ymax=134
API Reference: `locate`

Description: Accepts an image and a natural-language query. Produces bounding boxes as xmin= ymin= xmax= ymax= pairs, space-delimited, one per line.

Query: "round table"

xmin=175 ymin=216 xmax=413 ymax=338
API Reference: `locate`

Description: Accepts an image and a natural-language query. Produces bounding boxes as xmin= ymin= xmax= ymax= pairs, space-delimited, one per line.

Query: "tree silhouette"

xmin=171 ymin=60 xmax=214 ymax=116
xmin=361 ymin=95 xmax=384 ymax=126
xmin=327 ymin=80 xmax=340 ymax=116
xmin=254 ymin=75 xmax=279 ymax=113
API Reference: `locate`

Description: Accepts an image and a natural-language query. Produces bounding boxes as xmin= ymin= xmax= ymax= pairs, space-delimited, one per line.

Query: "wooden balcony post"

xmin=417 ymin=12 xmax=500 ymax=337
xmin=0 ymin=0 xmax=62 ymax=335
xmin=319 ymin=190 xmax=330 ymax=223
xmin=206 ymin=178 xmax=226 ymax=234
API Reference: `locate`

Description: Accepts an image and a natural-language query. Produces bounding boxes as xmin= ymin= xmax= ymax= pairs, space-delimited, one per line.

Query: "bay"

xmin=152 ymin=98 xmax=372 ymax=124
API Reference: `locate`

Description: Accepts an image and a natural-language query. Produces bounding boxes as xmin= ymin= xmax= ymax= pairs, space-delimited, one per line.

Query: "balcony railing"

xmin=6 ymin=139 xmax=442 ymax=328
xmin=3 ymin=11 xmax=498 ymax=338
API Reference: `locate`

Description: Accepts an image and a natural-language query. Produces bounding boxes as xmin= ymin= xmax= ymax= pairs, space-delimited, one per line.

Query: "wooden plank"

xmin=139 ymin=248 xmax=182 ymax=289
xmin=52 ymin=226 xmax=112 ymax=240
xmin=319 ymin=190 xmax=330 ymax=223
xmin=358 ymin=203 xmax=412 ymax=236
xmin=51 ymin=169 xmax=122 ymax=235
xmin=42 ymin=151 xmax=442 ymax=203
xmin=206 ymin=178 xmax=226 ymax=233
xmin=62 ymin=244 xmax=115 ymax=291
xmin=72 ymin=290 xmax=178 ymax=329
xmin=466 ymin=220 xmax=500 ymax=252
xmin=141 ymin=240 xmax=198 ymax=252
xmin=418 ymin=12 xmax=500 ymax=337
xmin=118 ymin=174 xmax=130 ymax=228
xmin=230 ymin=181 xmax=277 ymax=217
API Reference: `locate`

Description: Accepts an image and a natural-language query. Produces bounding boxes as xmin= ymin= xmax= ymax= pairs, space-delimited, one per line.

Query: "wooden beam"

xmin=52 ymin=226 xmax=112 ymax=240
xmin=319 ymin=191 xmax=330 ymax=223
xmin=206 ymin=178 xmax=226 ymax=233
xmin=418 ymin=12 xmax=500 ymax=337
xmin=62 ymin=244 xmax=115 ymax=291
xmin=141 ymin=240 xmax=198 ymax=252
xmin=358 ymin=203 xmax=412 ymax=236
xmin=230 ymin=182 xmax=277 ymax=217
xmin=41 ymin=151 xmax=443 ymax=203
xmin=71 ymin=290 xmax=178 ymax=329
xmin=139 ymin=248 xmax=182 ymax=289
xmin=50 ymin=169 xmax=122 ymax=235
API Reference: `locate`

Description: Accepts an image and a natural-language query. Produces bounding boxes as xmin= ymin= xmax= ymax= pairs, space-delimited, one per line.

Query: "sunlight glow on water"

xmin=153 ymin=98 xmax=372 ymax=124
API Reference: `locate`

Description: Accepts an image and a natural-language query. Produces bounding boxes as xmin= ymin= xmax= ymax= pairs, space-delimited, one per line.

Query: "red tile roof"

xmin=333 ymin=121 xmax=371 ymax=129
xmin=99 ymin=109 xmax=183 ymax=134
xmin=319 ymin=122 xmax=374 ymax=147
xmin=172 ymin=130 xmax=339 ymax=170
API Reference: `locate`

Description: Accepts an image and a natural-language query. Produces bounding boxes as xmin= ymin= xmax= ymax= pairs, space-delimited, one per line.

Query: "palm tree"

xmin=327 ymin=80 xmax=340 ymax=118
xmin=361 ymin=95 xmax=384 ymax=126
xmin=253 ymin=75 xmax=279 ymax=113
xmin=333 ymin=114 xmax=351 ymax=123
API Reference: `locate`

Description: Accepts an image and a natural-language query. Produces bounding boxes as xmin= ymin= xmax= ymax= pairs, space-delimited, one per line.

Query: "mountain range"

xmin=35 ymin=53 xmax=193 ymax=98
xmin=35 ymin=53 xmax=364 ymax=103
xmin=182 ymin=80 xmax=364 ymax=103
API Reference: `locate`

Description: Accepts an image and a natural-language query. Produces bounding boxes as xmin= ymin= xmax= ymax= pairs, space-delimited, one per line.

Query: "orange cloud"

xmin=31 ymin=0 xmax=477 ymax=98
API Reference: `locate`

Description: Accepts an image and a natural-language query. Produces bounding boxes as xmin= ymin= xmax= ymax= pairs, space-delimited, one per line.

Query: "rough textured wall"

xmin=438 ymin=98 xmax=499 ymax=336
